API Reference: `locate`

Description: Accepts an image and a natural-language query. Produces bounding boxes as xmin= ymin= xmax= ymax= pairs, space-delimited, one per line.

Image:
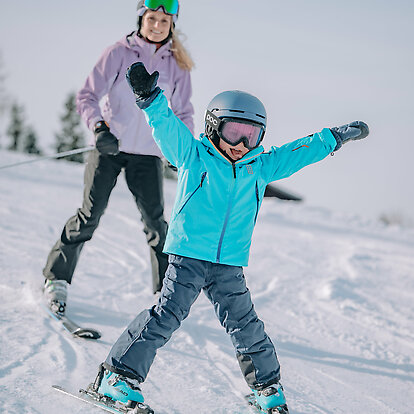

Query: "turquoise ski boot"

xmin=249 ymin=382 xmax=289 ymax=413
xmin=98 ymin=370 xmax=143 ymax=405
xmin=87 ymin=364 xmax=149 ymax=411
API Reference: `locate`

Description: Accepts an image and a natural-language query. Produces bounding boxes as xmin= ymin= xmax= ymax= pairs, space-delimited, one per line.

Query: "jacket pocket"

xmin=176 ymin=172 xmax=207 ymax=215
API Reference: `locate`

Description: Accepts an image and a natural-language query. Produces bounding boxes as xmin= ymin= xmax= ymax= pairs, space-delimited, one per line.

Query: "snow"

xmin=0 ymin=149 xmax=413 ymax=414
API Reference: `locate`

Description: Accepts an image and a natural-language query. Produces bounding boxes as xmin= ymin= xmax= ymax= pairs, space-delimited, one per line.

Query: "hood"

xmin=117 ymin=31 xmax=173 ymax=59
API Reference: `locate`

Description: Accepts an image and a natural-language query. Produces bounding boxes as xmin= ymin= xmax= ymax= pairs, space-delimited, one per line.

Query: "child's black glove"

xmin=126 ymin=62 xmax=161 ymax=109
xmin=94 ymin=121 xmax=119 ymax=155
xmin=330 ymin=121 xmax=369 ymax=151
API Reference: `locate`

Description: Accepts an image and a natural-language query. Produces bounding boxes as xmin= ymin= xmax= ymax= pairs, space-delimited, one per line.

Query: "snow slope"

xmin=0 ymin=150 xmax=413 ymax=414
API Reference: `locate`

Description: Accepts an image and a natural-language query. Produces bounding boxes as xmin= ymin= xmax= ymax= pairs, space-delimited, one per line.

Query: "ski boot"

xmin=85 ymin=364 xmax=153 ymax=413
xmin=43 ymin=279 xmax=67 ymax=315
xmin=249 ymin=382 xmax=289 ymax=413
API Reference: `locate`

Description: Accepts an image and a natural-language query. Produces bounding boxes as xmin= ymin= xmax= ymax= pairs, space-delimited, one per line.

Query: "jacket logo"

xmin=246 ymin=165 xmax=254 ymax=174
xmin=292 ymin=145 xmax=309 ymax=152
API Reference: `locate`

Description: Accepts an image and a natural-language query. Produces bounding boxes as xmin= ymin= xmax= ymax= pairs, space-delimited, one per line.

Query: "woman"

xmin=43 ymin=0 xmax=194 ymax=315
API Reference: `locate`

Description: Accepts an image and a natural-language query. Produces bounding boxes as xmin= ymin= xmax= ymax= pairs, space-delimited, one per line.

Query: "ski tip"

xmin=73 ymin=328 xmax=101 ymax=340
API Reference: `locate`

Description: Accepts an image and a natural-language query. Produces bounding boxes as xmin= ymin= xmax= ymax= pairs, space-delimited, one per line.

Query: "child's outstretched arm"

xmin=264 ymin=122 xmax=369 ymax=183
xmin=126 ymin=62 xmax=195 ymax=167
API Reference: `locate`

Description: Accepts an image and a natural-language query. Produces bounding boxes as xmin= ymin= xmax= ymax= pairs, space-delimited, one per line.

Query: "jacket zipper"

xmin=216 ymin=164 xmax=237 ymax=262
xmin=176 ymin=172 xmax=207 ymax=215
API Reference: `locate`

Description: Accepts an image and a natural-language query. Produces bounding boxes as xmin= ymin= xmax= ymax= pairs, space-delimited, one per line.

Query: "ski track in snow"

xmin=0 ymin=150 xmax=413 ymax=414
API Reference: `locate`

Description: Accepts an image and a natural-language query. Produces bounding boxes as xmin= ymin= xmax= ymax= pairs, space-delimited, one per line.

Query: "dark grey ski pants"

xmin=43 ymin=150 xmax=168 ymax=293
xmin=104 ymin=255 xmax=281 ymax=390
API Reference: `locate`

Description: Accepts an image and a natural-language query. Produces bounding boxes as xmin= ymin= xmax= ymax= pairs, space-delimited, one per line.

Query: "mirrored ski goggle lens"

xmin=221 ymin=121 xmax=263 ymax=148
xmin=144 ymin=0 xmax=179 ymax=15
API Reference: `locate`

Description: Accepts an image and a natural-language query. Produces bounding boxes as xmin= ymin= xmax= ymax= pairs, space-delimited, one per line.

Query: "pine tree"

xmin=0 ymin=55 xmax=5 ymax=114
xmin=0 ymin=51 xmax=11 ymax=148
xmin=55 ymin=92 xmax=85 ymax=163
xmin=6 ymin=103 xmax=25 ymax=151
xmin=23 ymin=126 xmax=42 ymax=155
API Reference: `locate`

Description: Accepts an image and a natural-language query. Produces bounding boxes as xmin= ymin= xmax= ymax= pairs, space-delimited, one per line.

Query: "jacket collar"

xmin=120 ymin=31 xmax=173 ymax=59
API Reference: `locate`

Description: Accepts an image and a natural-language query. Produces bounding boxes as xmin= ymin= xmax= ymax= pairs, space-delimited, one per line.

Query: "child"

xmin=87 ymin=62 xmax=369 ymax=413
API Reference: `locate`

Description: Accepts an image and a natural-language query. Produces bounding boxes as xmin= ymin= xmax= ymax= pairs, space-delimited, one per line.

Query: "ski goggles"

xmin=205 ymin=110 xmax=265 ymax=150
xmin=143 ymin=0 xmax=179 ymax=15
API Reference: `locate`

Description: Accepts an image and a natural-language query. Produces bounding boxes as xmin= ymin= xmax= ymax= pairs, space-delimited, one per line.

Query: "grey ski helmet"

xmin=205 ymin=90 xmax=267 ymax=148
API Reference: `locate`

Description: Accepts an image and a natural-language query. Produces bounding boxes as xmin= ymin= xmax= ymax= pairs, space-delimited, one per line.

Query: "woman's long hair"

xmin=171 ymin=29 xmax=194 ymax=71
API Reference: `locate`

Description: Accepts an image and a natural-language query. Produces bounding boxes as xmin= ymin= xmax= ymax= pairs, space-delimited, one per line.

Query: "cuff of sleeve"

xmin=329 ymin=128 xmax=342 ymax=151
xmin=136 ymin=87 xmax=162 ymax=109
xmin=319 ymin=128 xmax=340 ymax=152
xmin=88 ymin=116 xmax=104 ymax=131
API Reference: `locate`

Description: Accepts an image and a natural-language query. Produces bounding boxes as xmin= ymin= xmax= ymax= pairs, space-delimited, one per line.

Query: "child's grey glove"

xmin=330 ymin=121 xmax=369 ymax=151
xmin=126 ymin=62 xmax=161 ymax=109
xmin=94 ymin=121 xmax=119 ymax=155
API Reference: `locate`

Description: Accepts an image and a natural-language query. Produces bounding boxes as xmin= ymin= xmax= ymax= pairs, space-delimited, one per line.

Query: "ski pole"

xmin=0 ymin=146 xmax=94 ymax=171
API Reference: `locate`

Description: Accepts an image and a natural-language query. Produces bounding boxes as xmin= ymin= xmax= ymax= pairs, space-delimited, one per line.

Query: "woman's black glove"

xmin=126 ymin=62 xmax=161 ymax=109
xmin=94 ymin=121 xmax=119 ymax=155
xmin=330 ymin=121 xmax=369 ymax=151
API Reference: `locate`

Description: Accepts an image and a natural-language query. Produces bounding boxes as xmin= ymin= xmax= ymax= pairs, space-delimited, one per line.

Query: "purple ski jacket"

xmin=76 ymin=31 xmax=194 ymax=156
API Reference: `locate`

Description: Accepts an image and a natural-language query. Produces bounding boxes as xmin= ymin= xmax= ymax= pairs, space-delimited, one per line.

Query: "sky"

xmin=0 ymin=0 xmax=413 ymax=223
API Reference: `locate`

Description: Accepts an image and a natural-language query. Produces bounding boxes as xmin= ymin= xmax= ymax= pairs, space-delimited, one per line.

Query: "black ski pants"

xmin=43 ymin=150 xmax=168 ymax=293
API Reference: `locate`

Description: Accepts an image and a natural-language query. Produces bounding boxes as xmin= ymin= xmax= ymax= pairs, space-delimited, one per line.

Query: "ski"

xmin=52 ymin=385 xmax=154 ymax=414
xmin=44 ymin=305 xmax=101 ymax=339
xmin=245 ymin=393 xmax=289 ymax=414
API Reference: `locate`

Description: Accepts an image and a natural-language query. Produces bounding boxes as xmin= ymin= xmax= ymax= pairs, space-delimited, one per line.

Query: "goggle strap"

xmin=205 ymin=110 xmax=221 ymax=132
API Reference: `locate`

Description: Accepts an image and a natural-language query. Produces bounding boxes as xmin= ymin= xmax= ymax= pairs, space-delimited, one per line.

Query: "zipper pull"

xmin=200 ymin=172 xmax=207 ymax=187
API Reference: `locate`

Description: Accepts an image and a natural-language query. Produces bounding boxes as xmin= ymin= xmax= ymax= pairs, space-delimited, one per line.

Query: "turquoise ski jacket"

xmin=143 ymin=92 xmax=337 ymax=267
